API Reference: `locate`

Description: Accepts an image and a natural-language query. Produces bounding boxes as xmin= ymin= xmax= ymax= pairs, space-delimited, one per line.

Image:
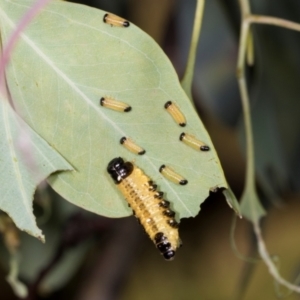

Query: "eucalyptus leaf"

xmin=0 ymin=99 xmax=72 ymax=240
xmin=0 ymin=0 xmax=238 ymax=219
xmin=240 ymin=189 xmax=266 ymax=222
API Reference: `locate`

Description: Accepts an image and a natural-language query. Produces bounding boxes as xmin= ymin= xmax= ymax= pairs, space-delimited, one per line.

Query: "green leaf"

xmin=240 ymin=188 xmax=266 ymax=222
xmin=0 ymin=99 xmax=72 ymax=240
xmin=223 ymin=188 xmax=241 ymax=218
xmin=17 ymin=198 xmax=90 ymax=293
xmin=6 ymin=251 xmax=27 ymax=298
xmin=0 ymin=0 xmax=238 ymax=219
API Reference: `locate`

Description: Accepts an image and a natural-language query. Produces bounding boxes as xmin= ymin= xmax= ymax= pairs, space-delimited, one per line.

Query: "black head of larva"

xmin=100 ymin=97 xmax=105 ymax=106
xmin=120 ymin=137 xmax=126 ymax=144
xmin=164 ymin=101 xmax=172 ymax=109
xmin=179 ymin=132 xmax=185 ymax=141
xmin=159 ymin=164 xmax=166 ymax=173
xmin=103 ymin=13 xmax=109 ymax=23
xmin=107 ymin=157 xmax=133 ymax=184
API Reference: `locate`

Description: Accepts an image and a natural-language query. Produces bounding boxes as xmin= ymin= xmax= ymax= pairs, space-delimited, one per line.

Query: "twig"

xmin=237 ymin=0 xmax=300 ymax=294
xmin=181 ymin=0 xmax=205 ymax=101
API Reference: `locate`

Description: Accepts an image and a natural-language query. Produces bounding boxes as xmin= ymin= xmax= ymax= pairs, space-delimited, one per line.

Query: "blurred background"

xmin=1 ymin=0 xmax=300 ymax=299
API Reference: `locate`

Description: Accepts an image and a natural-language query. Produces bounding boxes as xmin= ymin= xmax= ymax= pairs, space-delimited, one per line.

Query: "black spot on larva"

xmin=138 ymin=149 xmax=146 ymax=155
xmin=159 ymin=200 xmax=170 ymax=208
xmin=155 ymin=192 xmax=164 ymax=199
xmin=100 ymin=97 xmax=105 ymax=106
xmin=163 ymin=209 xmax=175 ymax=218
xmin=154 ymin=232 xmax=166 ymax=243
xmin=164 ymin=250 xmax=175 ymax=260
xmin=167 ymin=219 xmax=179 ymax=228
xmin=149 ymin=184 xmax=157 ymax=191
xmin=157 ymin=241 xmax=171 ymax=252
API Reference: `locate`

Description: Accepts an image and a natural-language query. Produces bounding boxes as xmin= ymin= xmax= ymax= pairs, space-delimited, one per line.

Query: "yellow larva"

xmin=179 ymin=132 xmax=210 ymax=151
xmin=159 ymin=165 xmax=188 ymax=185
xmin=120 ymin=137 xmax=146 ymax=155
xmin=103 ymin=13 xmax=130 ymax=27
xmin=107 ymin=157 xmax=181 ymax=260
xmin=100 ymin=97 xmax=131 ymax=112
xmin=164 ymin=101 xmax=186 ymax=127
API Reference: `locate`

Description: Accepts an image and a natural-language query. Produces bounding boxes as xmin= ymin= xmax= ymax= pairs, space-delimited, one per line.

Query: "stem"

xmin=253 ymin=220 xmax=300 ymax=293
xmin=247 ymin=15 xmax=300 ymax=32
xmin=181 ymin=0 xmax=205 ymax=100
xmin=237 ymin=21 xmax=256 ymax=192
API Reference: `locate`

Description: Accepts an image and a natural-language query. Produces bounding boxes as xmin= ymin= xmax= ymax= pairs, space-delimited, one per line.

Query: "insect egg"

xmin=164 ymin=101 xmax=186 ymax=127
xmin=100 ymin=97 xmax=131 ymax=113
xmin=159 ymin=165 xmax=188 ymax=185
xmin=179 ymin=132 xmax=210 ymax=151
xmin=120 ymin=137 xmax=146 ymax=155
xmin=103 ymin=13 xmax=130 ymax=27
xmin=107 ymin=157 xmax=181 ymax=260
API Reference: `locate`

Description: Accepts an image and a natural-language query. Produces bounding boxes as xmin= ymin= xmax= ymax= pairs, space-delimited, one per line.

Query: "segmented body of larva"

xmin=103 ymin=13 xmax=130 ymax=27
xmin=107 ymin=157 xmax=181 ymax=260
xmin=100 ymin=97 xmax=131 ymax=112
xmin=120 ymin=137 xmax=146 ymax=155
xmin=179 ymin=132 xmax=210 ymax=151
xmin=159 ymin=165 xmax=188 ymax=185
xmin=164 ymin=101 xmax=186 ymax=127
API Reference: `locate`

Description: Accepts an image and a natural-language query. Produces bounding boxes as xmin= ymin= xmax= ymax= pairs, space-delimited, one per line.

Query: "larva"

xmin=159 ymin=165 xmax=188 ymax=185
xmin=164 ymin=101 xmax=186 ymax=127
xmin=100 ymin=97 xmax=131 ymax=112
xmin=120 ymin=137 xmax=146 ymax=155
xmin=103 ymin=13 xmax=130 ymax=27
xmin=107 ymin=157 xmax=181 ymax=260
xmin=179 ymin=132 xmax=210 ymax=151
